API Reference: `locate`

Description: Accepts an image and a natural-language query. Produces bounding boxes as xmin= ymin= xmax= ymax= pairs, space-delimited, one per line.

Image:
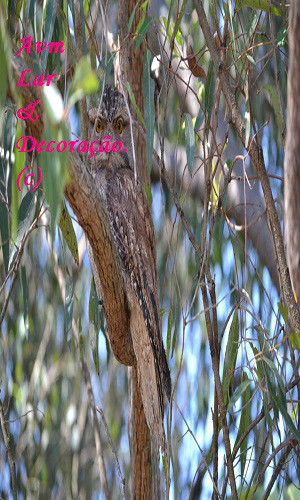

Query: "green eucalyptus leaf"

xmin=65 ymin=277 xmax=74 ymax=343
xmin=258 ymin=84 xmax=283 ymax=141
xmin=68 ymin=57 xmax=98 ymax=109
xmin=289 ymin=332 xmax=300 ymax=350
xmin=204 ymin=61 xmax=215 ymax=135
xmin=233 ymin=372 xmax=251 ymax=477
xmin=222 ymin=309 xmax=239 ymax=406
xmin=184 ymin=113 xmax=195 ymax=176
xmin=41 ymin=0 xmax=57 ymax=72
xmin=59 ymin=204 xmax=79 ymax=266
xmin=126 ymin=81 xmax=145 ymax=128
xmin=0 ymin=198 xmax=9 ymax=275
xmin=9 ymin=190 xmax=35 ymax=271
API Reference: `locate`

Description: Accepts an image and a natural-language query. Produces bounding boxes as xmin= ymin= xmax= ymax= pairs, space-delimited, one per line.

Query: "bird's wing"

xmin=104 ymin=167 xmax=169 ymax=454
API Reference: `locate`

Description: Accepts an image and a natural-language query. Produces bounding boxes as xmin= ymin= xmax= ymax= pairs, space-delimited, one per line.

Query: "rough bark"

xmin=128 ymin=0 xmax=148 ymax=184
xmin=64 ymin=154 xmax=135 ymax=365
xmin=285 ymin=1 xmax=300 ymax=302
xmin=117 ymin=1 xmax=155 ymax=497
xmin=128 ymin=367 xmax=152 ymax=500
xmin=284 ymin=0 xmax=300 ymax=476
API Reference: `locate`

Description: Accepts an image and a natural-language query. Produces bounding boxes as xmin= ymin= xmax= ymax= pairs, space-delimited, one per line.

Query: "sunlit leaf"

xmin=245 ymin=79 xmax=251 ymax=147
xmin=43 ymin=84 xmax=64 ymax=124
xmin=235 ymin=0 xmax=283 ymax=16
xmin=289 ymin=332 xmax=300 ymax=350
xmin=143 ymin=183 xmax=153 ymax=205
xmin=67 ymin=57 xmax=98 ymax=110
xmin=278 ymin=302 xmax=288 ymax=323
xmin=59 ymin=203 xmax=79 ymax=266
xmin=277 ymin=27 xmax=287 ymax=47
xmin=40 ymin=120 xmax=69 ymax=240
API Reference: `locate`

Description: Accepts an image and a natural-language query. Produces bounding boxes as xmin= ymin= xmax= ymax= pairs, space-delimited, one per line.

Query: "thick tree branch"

xmin=285 ymin=1 xmax=300 ymax=306
xmin=116 ymin=1 xmax=156 ymax=496
xmin=65 ymin=153 xmax=135 ymax=365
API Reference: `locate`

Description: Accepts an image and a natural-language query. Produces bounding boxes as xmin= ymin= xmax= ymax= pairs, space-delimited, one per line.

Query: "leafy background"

xmin=1 ymin=0 xmax=299 ymax=498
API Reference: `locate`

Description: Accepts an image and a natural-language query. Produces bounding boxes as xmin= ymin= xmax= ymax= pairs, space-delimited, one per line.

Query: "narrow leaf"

xmin=195 ymin=106 xmax=204 ymax=132
xmin=126 ymin=81 xmax=145 ymax=128
xmin=21 ymin=265 xmax=29 ymax=333
xmin=143 ymin=183 xmax=153 ymax=205
xmin=0 ymin=200 xmax=9 ymax=274
xmin=233 ymin=372 xmax=251 ymax=477
xmin=59 ymin=204 xmax=79 ymax=266
xmin=41 ymin=0 xmax=57 ymax=72
xmin=65 ymin=277 xmax=74 ymax=343
xmin=263 ymin=356 xmax=300 ymax=440
xmin=204 ymin=61 xmax=215 ymax=135
xmin=278 ymin=302 xmax=288 ymax=323
xmin=166 ymin=310 xmax=172 ymax=359
xmin=135 ymin=17 xmax=152 ymax=50
xmin=184 ymin=113 xmax=195 ymax=176
xmin=259 ymin=84 xmax=283 ymax=141
xmin=9 ymin=191 xmax=35 ymax=271
xmin=228 ymin=379 xmax=251 ymax=413
xmin=222 ymin=309 xmax=239 ymax=406
xmin=128 ymin=1 xmax=140 ymax=31
xmin=89 ymin=278 xmax=100 ymax=374
xmin=289 ymin=332 xmax=300 ymax=350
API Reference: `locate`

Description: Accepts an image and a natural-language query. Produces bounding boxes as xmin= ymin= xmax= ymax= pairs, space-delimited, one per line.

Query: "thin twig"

xmin=253 ymin=438 xmax=298 ymax=498
xmin=193 ymin=0 xmax=300 ymax=336
xmin=0 ymin=398 xmax=17 ymax=499
xmin=43 ymin=218 xmax=109 ymax=498
xmin=72 ymin=318 xmax=109 ymax=499
xmin=96 ymin=406 xmax=126 ymax=499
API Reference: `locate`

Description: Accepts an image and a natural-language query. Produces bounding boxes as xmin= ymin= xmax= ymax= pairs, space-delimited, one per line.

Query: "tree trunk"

xmin=284 ymin=0 xmax=300 ymax=477
xmin=117 ymin=1 xmax=157 ymax=497
xmin=285 ymin=0 xmax=300 ymax=302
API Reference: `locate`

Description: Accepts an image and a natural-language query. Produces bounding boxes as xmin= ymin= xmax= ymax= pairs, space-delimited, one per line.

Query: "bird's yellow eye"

xmin=115 ymin=118 xmax=123 ymax=134
xmin=96 ymin=119 xmax=103 ymax=133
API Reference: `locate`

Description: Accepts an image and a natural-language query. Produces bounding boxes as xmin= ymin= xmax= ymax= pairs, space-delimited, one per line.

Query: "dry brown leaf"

xmin=187 ymin=43 xmax=206 ymax=79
